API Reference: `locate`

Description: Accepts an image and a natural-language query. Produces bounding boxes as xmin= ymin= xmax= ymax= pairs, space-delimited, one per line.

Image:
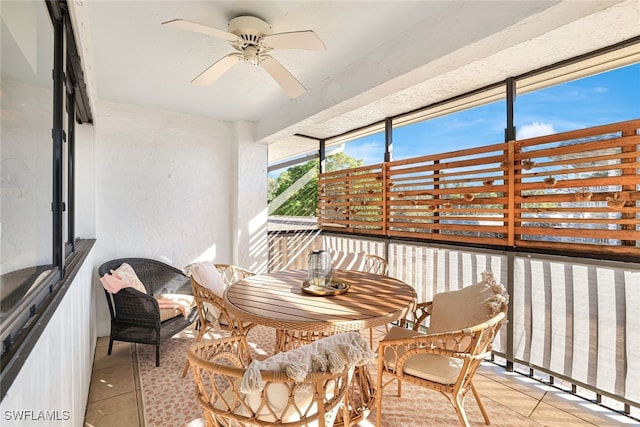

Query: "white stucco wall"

xmin=93 ymin=100 xmax=234 ymax=263
xmin=232 ymin=121 xmax=268 ymax=273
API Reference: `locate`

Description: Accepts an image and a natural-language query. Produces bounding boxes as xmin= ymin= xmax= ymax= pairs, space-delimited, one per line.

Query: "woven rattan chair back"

xmin=190 ymin=277 xmax=241 ymax=339
xmin=188 ymin=335 xmax=350 ymax=427
xmin=214 ymin=263 xmax=256 ymax=287
xmin=363 ymin=254 xmax=388 ymax=276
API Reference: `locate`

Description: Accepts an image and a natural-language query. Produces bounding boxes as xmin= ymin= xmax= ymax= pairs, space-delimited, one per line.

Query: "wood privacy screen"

xmin=318 ymin=119 xmax=640 ymax=257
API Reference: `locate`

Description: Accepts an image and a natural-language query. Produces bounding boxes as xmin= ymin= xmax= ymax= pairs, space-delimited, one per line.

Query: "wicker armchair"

xmin=99 ymin=258 xmax=197 ymax=366
xmin=188 ymin=335 xmax=352 ymax=427
xmin=375 ymin=272 xmax=509 ymax=427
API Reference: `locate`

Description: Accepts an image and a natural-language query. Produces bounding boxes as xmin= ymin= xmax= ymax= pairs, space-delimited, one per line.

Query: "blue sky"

xmin=335 ymin=62 xmax=640 ymax=166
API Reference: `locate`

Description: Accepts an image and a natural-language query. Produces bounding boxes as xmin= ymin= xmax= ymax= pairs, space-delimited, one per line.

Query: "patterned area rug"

xmin=137 ymin=326 xmax=541 ymax=426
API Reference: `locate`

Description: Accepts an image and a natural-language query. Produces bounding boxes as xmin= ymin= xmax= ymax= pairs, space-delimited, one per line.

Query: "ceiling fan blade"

xmin=162 ymin=19 xmax=240 ymax=44
xmin=263 ymin=30 xmax=326 ymax=51
xmin=192 ymin=53 xmax=242 ymax=86
xmin=260 ymin=55 xmax=306 ymax=99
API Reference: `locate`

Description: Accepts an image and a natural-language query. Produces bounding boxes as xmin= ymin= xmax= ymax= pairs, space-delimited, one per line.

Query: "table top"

xmin=223 ymin=269 xmax=417 ymax=333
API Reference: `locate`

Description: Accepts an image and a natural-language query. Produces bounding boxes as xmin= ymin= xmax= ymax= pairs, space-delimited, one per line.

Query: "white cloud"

xmin=517 ymin=122 xmax=555 ymax=140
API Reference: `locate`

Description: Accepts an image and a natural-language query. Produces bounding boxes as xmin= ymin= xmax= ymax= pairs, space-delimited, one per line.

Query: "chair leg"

xmin=375 ymin=361 xmax=384 ymax=427
xmin=341 ymin=389 xmax=350 ymax=427
xmin=471 ymin=382 xmax=491 ymax=425
xmin=196 ymin=326 xmax=207 ymax=342
xmin=107 ymin=337 xmax=114 ymax=355
xmin=452 ymin=393 xmax=471 ymax=427
xmin=155 ymin=344 xmax=160 ymax=367
xmin=182 ymin=359 xmax=190 ymax=378
xmin=397 ymin=378 xmax=402 ymax=397
xmin=369 ymin=328 xmax=374 ymax=350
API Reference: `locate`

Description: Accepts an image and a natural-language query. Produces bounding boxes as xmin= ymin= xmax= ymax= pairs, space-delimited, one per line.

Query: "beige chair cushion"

xmin=381 ymin=326 xmax=462 ymax=385
xmin=159 ymin=308 xmax=182 ymax=322
xmin=187 ymin=261 xmax=225 ymax=296
xmin=215 ymin=382 xmax=338 ymax=426
xmin=186 ymin=261 xmax=226 ymax=320
xmin=402 ymin=353 xmax=462 ymax=385
xmin=155 ymin=294 xmax=196 ymax=322
xmin=429 ymin=273 xmax=508 ymax=334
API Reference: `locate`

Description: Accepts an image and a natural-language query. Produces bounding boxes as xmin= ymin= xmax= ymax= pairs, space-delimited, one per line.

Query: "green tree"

xmin=267 ymin=176 xmax=278 ymax=201
xmin=269 ymin=152 xmax=364 ymax=216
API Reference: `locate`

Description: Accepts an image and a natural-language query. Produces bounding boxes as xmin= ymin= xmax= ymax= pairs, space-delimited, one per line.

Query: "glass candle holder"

xmin=307 ymin=250 xmax=332 ymax=287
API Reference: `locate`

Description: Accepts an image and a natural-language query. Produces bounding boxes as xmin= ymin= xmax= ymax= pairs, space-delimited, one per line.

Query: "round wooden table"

xmin=223 ymin=269 xmax=416 ymax=426
xmin=224 ymin=269 xmax=416 ymax=340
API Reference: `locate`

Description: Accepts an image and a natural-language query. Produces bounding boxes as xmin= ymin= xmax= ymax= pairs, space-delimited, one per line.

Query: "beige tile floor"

xmin=84 ymin=330 xmax=638 ymax=427
xmin=84 ymin=338 xmax=144 ymax=427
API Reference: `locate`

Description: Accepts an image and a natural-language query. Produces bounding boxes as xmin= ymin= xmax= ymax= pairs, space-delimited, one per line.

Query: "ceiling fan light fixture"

xmin=243 ymin=45 xmax=259 ymax=65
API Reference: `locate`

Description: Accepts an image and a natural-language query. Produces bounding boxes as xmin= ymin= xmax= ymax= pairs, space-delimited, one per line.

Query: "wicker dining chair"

xmin=188 ymin=335 xmax=352 ymax=427
xmin=375 ymin=272 xmax=509 ymax=427
xmin=182 ymin=263 xmax=256 ymax=377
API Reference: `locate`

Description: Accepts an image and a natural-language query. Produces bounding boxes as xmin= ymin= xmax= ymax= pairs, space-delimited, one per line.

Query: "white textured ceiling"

xmin=69 ymin=1 xmax=639 ymax=162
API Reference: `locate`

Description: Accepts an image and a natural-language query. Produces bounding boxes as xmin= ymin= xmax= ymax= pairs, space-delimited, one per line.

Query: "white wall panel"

xmin=0 ymin=250 xmax=95 ymax=426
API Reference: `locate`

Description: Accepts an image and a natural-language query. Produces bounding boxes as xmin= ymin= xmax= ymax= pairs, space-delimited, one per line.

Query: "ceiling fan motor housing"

xmin=228 ymin=15 xmax=272 ymax=45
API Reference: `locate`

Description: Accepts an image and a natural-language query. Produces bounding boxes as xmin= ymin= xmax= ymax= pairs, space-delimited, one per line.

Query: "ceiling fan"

xmin=162 ymin=15 xmax=326 ymax=98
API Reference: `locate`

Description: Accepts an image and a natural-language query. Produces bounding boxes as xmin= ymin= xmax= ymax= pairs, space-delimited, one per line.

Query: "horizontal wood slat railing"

xmin=318 ymin=119 xmax=640 ymax=257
